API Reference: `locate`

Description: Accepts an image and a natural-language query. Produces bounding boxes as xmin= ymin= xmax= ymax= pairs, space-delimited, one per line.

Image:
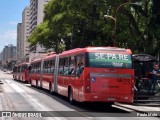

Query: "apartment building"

xmin=16 ymin=0 xmax=51 ymax=63
xmin=30 ymin=0 xmax=50 ymax=33
xmin=0 ymin=52 xmax=2 ymax=61
xmin=29 ymin=0 xmax=50 ymax=53
xmin=2 ymin=45 xmax=16 ymax=66
xmin=21 ymin=6 xmax=30 ymax=59
xmin=17 ymin=23 xmax=22 ymax=60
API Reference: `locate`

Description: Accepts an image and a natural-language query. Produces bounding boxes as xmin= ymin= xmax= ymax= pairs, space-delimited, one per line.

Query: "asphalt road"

xmin=0 ymin=70 xmax=159 ymax=120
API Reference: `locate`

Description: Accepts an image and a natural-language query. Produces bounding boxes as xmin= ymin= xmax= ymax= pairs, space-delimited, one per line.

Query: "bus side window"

xmin=59 ymin=58 xmax=64 ymax=75
xmin=69 ymin=56 xmax=76 ymax=76
xmin=43 ymin=62 xmax=46 ymax=73
xmin=76 ymin=54 xmax=85 ymax=77
xmin=63 ymin=57 xmax=69 ymax=75
xmin=28 ymin=66 xmax=32 ymax=73
xmin=68 ymin=68 xmax=74 ymax=75
xmin=51 ymin=59 xmax=55 ymax=73
xmin=51 ymin=68 xmax=54 ymax=73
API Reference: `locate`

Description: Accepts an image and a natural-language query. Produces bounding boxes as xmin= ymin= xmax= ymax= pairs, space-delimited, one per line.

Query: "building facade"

xmin=2 ymin=45 xmax=16 ymax=67
xmin=17 ymin=23 xmax=22 ymax=61
xmin=21 ymin=6 xmax=30 ymax=59
xmin=16 ymin=0 xmax=51 ymax=63
xmin=29 ymin=0 xmax=50 ymax=33
xmin=29 ymin=0 xmax=50 ymax=53
xmin=0 ymin=52 xmax=2 ymax=61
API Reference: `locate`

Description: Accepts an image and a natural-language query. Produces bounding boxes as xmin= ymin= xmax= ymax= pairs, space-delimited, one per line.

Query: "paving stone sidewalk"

xmin=0 ymin=82 xmax=13 ymax=120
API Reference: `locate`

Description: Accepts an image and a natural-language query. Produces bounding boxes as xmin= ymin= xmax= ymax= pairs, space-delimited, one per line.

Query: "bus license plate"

xmin=107 ymin=97 xmax=116 ymax=101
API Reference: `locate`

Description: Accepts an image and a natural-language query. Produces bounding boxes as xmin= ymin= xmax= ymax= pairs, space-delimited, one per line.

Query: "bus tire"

xmin=49 ymin=82 xmax=53 ymax=94
xmin=68 ymin=88 xmax=74 ymax=104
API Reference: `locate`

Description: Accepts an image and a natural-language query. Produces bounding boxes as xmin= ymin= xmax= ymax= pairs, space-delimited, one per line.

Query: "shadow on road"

xmin=12 ymin=79 xmax=135 ymax=117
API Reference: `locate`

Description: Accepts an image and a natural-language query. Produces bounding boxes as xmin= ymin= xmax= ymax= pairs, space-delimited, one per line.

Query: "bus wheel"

xmin=49 ymin=82 xmax=52 ymax=94
xmin=68 ymin=88 xmax=74 ymax=104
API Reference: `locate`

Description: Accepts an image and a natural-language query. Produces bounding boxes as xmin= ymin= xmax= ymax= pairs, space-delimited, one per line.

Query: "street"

xmin=0 ymin=70 xmax=159 ymax=120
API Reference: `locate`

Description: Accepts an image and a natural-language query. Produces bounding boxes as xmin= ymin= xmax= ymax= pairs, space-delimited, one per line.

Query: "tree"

xmin=28 ymin=0 xmax=160 ymax=57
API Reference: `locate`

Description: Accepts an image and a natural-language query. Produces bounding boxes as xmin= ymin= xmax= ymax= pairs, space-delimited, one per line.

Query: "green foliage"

xmin=28 ymin=0 xmax=160 ymax=57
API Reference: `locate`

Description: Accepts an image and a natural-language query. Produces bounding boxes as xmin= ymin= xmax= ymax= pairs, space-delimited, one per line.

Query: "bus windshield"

xmin=88 ymin=52 xmax=132 ymax=68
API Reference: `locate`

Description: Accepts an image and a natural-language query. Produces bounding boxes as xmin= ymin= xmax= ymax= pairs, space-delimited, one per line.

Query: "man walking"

xmin=148 ymin=64 xmax=160 ymax=93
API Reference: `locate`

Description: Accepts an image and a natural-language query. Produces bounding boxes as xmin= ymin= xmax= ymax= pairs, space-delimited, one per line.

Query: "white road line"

xmin=4 ymin=80 xmax=68 ymax=120
xmin=5 ymin=80 xmax=52 ymax=111
xmin=4 ymin=79 xmax=94 ymax=120
xmin=112 ymin=105 xmax=133 ymax=112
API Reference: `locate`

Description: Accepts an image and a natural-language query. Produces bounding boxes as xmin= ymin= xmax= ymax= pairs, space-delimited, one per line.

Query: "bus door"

xmin=75 ymin=54 xmax=85 ymax=100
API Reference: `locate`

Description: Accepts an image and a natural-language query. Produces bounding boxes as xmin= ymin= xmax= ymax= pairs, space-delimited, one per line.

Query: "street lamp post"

xmin=104 ymin=15 xmax=116 ymax=47
xmin=104 ymin=2 xmax=141 ymax=47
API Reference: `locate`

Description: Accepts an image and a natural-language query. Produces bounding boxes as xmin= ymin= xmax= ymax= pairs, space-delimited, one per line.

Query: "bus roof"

xmin=60 ymin=47 xmax=132 ymax=56
xmin=43 ymin=53 xmax=57 ymax=61
xmin=16 ymin=62 xmax=30 ymax=66
xmin=86 ymin=47 xmax=130 ymax=52
xmin=30 ymin=58 xmax=42 ymax=63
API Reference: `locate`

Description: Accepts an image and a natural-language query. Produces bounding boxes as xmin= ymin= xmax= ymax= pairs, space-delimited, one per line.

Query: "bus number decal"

xmin=117 ymin=78 xmax=130 ymax=84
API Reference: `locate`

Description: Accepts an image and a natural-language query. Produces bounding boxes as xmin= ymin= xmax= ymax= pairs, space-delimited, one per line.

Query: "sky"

xmin=0 ymin=0 xmax=29 ymax=52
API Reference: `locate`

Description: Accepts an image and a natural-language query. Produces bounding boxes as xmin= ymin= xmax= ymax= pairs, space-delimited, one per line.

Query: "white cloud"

xmin=9 ymin=21 xmax=18 ymax=25
xmin=0 ymin=30 xmax=17 ymax=51
xmin=0 ymin=30 xmax=17 ymax=40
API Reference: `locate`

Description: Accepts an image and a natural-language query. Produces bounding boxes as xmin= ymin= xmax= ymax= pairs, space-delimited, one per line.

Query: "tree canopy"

xmin=28 ymin=0 xmax=160 ymax=57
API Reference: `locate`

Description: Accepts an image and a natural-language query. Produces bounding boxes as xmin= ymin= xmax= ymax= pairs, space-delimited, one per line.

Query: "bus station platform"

xmin=115 ymin=91 xmax=160 ymax=113
xmin=115 ymin=102 xmax=160 ymax=112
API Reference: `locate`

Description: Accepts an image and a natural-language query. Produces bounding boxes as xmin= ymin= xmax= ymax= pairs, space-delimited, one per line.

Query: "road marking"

xmin=4 ymin=80 xmax=94 ymax=119
xmin=112 ymin=104 xmax=133 ymax=112
xmin=5 ymin=80 xmax=52 ymax=111
xmin=4 ymin=80 xmax=77 ymax=120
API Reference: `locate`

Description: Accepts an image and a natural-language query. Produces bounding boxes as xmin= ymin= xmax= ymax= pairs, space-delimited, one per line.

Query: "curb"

xmin=115 ymin=103 xmax=160 ymax=117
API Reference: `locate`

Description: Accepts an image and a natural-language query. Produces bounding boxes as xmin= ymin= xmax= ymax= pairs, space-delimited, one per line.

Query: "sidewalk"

xmin=115 ymin=102 xmax=160 ymax=112
xmin=0 ymin=81 xmax=12 ymax=111
xmin=0 ymin=80 xmax=12 ymax=111
xmin=115 ymin=91 xmax=159 ymax=113
xmin=0 ymin=81 xmax=14 ymax=120
xmin=115 ymin=102 xmax=160 ymax=117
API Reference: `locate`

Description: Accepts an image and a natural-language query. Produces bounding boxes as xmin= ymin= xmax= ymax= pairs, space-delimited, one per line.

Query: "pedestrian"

xmin=134 ymin=62 xmax=143 ymax=91
xmin=148 ymin=64 xmax=160 ymax=93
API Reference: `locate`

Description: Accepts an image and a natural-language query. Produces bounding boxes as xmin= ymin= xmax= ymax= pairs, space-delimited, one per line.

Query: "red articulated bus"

xmin=13 ymin=65 xmax=19 ymax=80
xmin=56 ymin=47 xmax=134 ymax=104
xmin=13 ymin=62 xmax=30 ymax=83
xmin=29 ymin=58 xmax=42 ymax=87
xmin=28 ymin=47 xmax=134 ymax=104
xmin=29 ymin=53 xmax=57 ymax=92
xmin=41 ymin=53 xmax=57 ymax=93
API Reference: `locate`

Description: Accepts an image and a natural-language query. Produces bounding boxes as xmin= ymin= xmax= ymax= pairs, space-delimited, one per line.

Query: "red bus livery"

xmin=13 ymin=62 xmax=30 ymax=83
xmin=18 ymin=47 xmax=134 ymax=104
xmin=29 ymin=58 xmax=42 ymax=87
xmin=56 ymin=47 xmax=134 ymax=104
